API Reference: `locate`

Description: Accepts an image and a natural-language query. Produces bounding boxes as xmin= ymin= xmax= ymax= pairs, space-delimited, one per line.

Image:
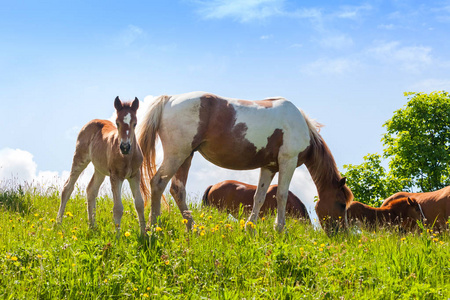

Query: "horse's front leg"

xmin=247 ymin=167 xmax=275 ymax=227
xmin=128 ymin=174 xmax=146 ymax=236
xmin=110 ymin=175 xmax=124 ymax=236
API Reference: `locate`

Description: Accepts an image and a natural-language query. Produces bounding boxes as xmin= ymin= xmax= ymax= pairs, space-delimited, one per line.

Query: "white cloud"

xmin=0 ymin=148 xmax=36 ymax=183
xmin=319 ymin=33 xmax=353 ymax=49
xmin=260 ymin=34 xmax=273 ymax=40
xmin=367 ymin=41 xmax=432 ymax=72
xmin=195 ymin=0 xmax=284 ymax=22
xmin=116 ymin=25 xmax=145 ymax=47
xmin=335 ymin=4 xmax=372 ymax=20
xmin=408 ymin=78 xmax=450 ymax=93
xmin=301 ymin=57 xmax=358 ymax=75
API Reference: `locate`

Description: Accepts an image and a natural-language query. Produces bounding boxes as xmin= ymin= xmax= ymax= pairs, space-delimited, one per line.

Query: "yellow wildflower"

xmin=124 ymin=231 xmax=131 ymax=237
xmin=66 ymin=212 xmax=73 ymax=217
xmin=165 ymin=260 xmax=170 ymax=265
xmin=182 ymin=219 xmax=188 ymax=224
xmin=37 ymin=254 xmax=43 ymax=259
xmin=208 ymin=215 xmax=212 ymax=220
xmin=319 ymin=248 xmax=323 ymax=252
xmin=200 ymin=230 xmax=206 ymax=236
xmin=72 ymin=235 xmax=78 ymax=241
xmin=50 ymin=218 xmax=55 ymax=223
xmin=143 ymin=294 xmax=149 ymax=298
xmin=155 ymin=227 xmax=162 ymax=232
xmin=11 ymin=256 xmax=18 ymax=261
xmin=200 ymin=213 xmax=204 ymax=218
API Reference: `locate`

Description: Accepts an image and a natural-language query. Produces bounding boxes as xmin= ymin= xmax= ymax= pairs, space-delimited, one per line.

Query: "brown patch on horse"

xmin=193 ymin=95 xmax=284 ymax=171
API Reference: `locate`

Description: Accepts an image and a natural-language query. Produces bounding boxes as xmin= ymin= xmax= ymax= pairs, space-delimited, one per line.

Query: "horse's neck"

xmin=303 ymin=141 xmax=340 ymax=198
xmin=371 ymin=205 xmax=398 ymax=221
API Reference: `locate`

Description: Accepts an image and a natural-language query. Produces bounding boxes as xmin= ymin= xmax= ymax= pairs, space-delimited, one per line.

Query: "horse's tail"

xmin=137 ymin=95 xmax=170 ymax=206
xmin=300 ymin=109 xmax=324 ymax=148
xmin=202 ymin=185 xmax=213 ymax=207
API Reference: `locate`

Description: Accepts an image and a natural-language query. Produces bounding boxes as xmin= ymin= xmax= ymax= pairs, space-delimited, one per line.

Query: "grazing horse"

xmin=347 ymin=197 xmax=423 ymax=231
xmin=202 ymin=180 xmax=310 ymax=222
xmin=381 ymin=186 xmax=450 ymax=230
xmin=57 ymin=97 xmax=146 ymax=236
xmin=138 ymin=92 xmax=353 ymax=233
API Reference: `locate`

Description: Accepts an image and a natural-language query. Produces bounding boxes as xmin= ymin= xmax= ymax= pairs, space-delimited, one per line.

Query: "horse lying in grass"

xmin=138 ymin=91 xmax=353 ymax=233
xmin=381 ymin=186 xmax=450 ymax=231
xmin=57 ymin=97 xmax=146 ymax=236
xmin=347 ymin=197 xmax=424 ymax=231
xmin=202 ymin=180 xmax=310 ymax=223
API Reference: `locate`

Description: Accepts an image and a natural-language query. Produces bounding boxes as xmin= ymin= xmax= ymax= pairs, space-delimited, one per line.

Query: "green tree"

xmin=342 ymin=153 xmax=408 ymax=206
xmin=383 ymin=91 xmax=450 ymax=192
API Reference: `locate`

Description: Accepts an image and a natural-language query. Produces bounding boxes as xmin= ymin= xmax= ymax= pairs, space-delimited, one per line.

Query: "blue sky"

xmin=1 ymin=0 xmax=450 ymax=216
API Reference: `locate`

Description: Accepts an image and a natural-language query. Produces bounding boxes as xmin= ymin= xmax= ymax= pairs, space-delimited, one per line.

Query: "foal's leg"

xmin=128 ymin=175 xmax=146 ymax=236
xmin=57 ymin=150 xmax=90 ymax=223
xmin=149 ymin=156 xmax=187 ymax=226
xmin=274 ymin=157 xmax=297 ymax=232
xmin=247 ymin=167 xmax=275 ymax=226
xmin=86 ymin=169 xmax=105 ymax=229
xmin=169 ymin=154 xmax=194 ymax=230
xmin=110 ymin=175 xmax=124 ymax=235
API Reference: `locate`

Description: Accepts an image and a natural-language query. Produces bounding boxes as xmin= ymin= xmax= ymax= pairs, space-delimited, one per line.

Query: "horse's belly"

xmin=198 ymin=145 xmax=278 ymax=170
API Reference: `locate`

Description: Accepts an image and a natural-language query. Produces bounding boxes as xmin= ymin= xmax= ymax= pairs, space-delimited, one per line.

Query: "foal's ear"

xmin=407 ymin=197 xmax=416 ymax=205
xmin=131 ymin=97 xmax=139 ymax=111
xmin=338 ymin=177 xmax=347 ymax=188
xmin=114 ymin=96 xmax=123 ymax=111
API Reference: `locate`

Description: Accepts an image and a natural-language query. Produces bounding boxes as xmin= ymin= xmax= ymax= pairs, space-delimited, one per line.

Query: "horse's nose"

xmin=120 ymin=142 xmax=131 ymax=155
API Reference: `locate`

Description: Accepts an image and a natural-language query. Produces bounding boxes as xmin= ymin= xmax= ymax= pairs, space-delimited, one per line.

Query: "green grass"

xmin=0 ymin=186 xmax=449 ymax=299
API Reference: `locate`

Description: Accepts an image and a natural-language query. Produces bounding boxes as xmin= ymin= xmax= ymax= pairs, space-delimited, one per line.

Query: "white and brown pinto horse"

xmin=138 ymin=92 xmax=353 ymax=233
xmin=381 ymin=186 xmax=450 ymax=231
xmin=202 ymin=180 xmax=310 ymax=222
xmin=57 ymin=97 xmax=146 ymax=236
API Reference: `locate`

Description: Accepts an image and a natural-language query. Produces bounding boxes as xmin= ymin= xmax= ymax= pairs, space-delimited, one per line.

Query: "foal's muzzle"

xmin=120 ymin=142 xmax=131 ymax=155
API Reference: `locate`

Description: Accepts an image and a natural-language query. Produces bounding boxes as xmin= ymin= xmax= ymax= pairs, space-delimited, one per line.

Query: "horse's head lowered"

xmin=315 ymin=177 xmax=354 ymax=234
xmin=114 ymin=96 xmax=139 ymax=155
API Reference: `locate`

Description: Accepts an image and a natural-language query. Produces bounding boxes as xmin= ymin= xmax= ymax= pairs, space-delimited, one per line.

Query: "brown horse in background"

xmin=381 ymin=186 xmax=450 ymax=230
xmin=202 ymin=180 xmax=310 ymax=223
xmin=57 ymin=97 xmax=146 ymax=236
xmin=347 ymin=197 xmax=423 ymax=231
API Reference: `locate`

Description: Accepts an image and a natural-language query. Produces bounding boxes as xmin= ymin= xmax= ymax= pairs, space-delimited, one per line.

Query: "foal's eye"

xmin=116 ymin=122 xmax=119 ymax=127
xmin=133 ymin=123 xmax=137 ymax=128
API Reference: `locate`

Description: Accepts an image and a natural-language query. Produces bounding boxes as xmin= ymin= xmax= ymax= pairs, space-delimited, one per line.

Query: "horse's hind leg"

xmin=128 ymin=174 xmax=146 ymax=235
xmin=86 ymin=169 xmax=105 ymax=229
xmin=247 ymin=167 xmax=275 ymax=226
xmin=57 ymin=149 xmax=90 ymax=223
xmin=170 ymin=154 xmax=194 ymax=230
xmin=149 ymin=155 xmax=188 ymax=227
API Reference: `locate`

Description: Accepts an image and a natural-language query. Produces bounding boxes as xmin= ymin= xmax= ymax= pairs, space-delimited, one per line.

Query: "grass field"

xmin=1 ymin=185 xmax=449 ymax=299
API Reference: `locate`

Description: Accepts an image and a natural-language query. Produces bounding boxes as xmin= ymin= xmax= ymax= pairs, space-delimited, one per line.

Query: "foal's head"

xmin=387 ymin=197 xmax=422 ymax=231
xmin=114 ymin=96 xmax=139 ymax=155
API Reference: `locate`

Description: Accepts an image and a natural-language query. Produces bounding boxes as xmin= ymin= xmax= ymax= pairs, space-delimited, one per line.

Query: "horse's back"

xmin=159 ymin=92 xmax=311 ymax=170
